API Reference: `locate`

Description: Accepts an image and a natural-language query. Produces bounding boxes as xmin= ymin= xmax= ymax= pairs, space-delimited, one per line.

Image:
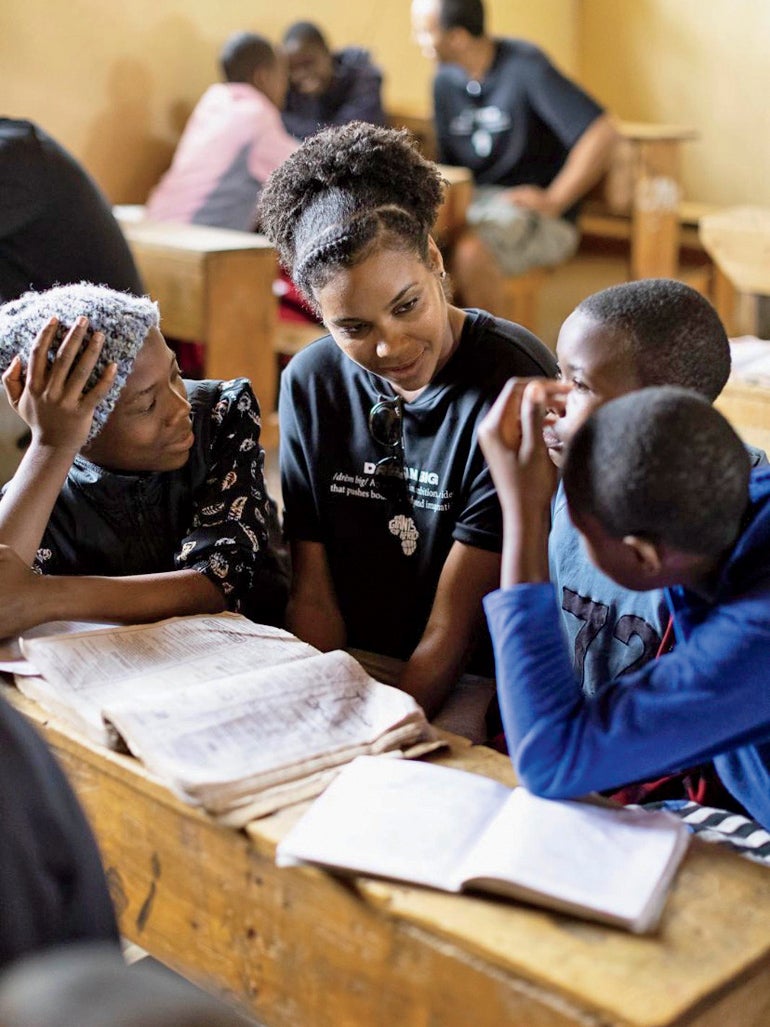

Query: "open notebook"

xmin=277 ymin=755 xmax=690 ymax=934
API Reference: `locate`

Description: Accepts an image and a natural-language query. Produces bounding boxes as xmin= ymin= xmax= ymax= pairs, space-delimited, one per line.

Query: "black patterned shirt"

xmin=33 ymin=378 xmax=283 ymax=621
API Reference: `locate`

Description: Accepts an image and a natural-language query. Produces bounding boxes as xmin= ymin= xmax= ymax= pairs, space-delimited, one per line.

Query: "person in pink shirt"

xmin=146 ymin=32 xmax=299 ymax=231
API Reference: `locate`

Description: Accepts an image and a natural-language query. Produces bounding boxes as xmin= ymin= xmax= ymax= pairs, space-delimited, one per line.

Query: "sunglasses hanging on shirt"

xmin=368 ymin=395 xmax=412 ymax=503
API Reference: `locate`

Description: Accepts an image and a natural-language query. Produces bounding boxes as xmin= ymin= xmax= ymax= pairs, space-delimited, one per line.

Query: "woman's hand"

xmin=2 ymin=317 xmax=116 ymax=453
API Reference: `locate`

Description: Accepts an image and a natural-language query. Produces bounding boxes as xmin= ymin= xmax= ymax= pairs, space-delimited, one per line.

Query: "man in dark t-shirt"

xmin=0 ymin=118 xmax=142 ymax=302
xmin=0 ymin=692 xmax=119 ymax=969
xmin=410 ymin=0 xmax=617 ymax=311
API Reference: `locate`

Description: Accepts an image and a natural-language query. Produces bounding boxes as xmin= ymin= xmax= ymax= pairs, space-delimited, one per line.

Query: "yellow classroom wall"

xmin=2 ymin=0 xmax=576 ymax=202
xmin=578 ymin=0 xmax=770 ymax=208
xmin=2 ymin=1 xmax=767 ymax=210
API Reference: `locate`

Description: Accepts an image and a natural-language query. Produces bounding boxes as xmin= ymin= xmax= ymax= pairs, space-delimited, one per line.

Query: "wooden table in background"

xmin=581 ymin=121 xmax=699 ymax=280
xmin=114 ymin=209 xmax=279 ymax=448
xmin=390 ymin=111 xmax=699 ymax=282
xmin=8 ymin=686 xmax=770 ymax=1027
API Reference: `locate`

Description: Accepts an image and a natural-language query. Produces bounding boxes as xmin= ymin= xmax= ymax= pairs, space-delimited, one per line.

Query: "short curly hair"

xmin=577 ymin=279 xmax=731 ymax=401
xmin=257 ymin=121 xmax=445 ymax=308
xmin=564 ymin=386 xmax=750 ymax=558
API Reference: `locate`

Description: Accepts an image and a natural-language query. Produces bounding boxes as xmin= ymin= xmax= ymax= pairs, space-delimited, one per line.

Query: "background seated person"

xmin=258 ymin=122 xmax=556 ymax=719
xmin=0 ymin=282 xmax=287 ymax=636
xmin=0 ymin=692 xmax=118 ymax=970
xmin=281 ymin=21 xmax=386 ymax=140
xmin=146 ymin=32 xmax=297 ymax=230
xmin=0 ymin=118 xmax=142 ymax=304
xmin=480 ymin=382 xmax=770 ymax=831
xmin=410 ymin=0 xmax=617 ymax=313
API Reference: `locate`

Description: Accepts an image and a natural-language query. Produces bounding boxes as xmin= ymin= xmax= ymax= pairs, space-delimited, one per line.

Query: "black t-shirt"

xmin=281 ymin=48 xmax=386 ymax=141
xmin=434 ymin=39 xmax=604 ymax=219
xmin=0 ymin=693 xmax=119 ymax=969
xmin=279 ymin=309 xmax=557 ymax=662
xmin=0 ymin=119 xmax=142 ymax=302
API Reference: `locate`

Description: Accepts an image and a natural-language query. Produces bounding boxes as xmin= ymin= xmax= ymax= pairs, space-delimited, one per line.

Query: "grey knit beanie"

xmin=0 ymin=282 xmax=160 ymax=442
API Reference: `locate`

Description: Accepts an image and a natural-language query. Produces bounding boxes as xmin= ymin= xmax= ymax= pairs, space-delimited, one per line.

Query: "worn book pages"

xmin=101 ymin=649 xmax=432 ymax=811
xmin=17 ymin=614 xmax=319 ymax=746
xmin=16 ymin=614 xmax=438 ymax=821
xmin=277 ymin=756 xmax=690 ymax=934
xmin=0 ymin=621 xmax=117 ymax=677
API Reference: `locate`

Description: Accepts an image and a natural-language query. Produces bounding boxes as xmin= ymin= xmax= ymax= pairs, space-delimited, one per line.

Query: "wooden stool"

xmin=499 ymin=267 xmax=550 ymax=333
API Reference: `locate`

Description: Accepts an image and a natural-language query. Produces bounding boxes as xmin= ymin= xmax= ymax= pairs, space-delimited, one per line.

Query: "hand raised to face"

xmin=479 ymin=376 xmax=571 ymax=517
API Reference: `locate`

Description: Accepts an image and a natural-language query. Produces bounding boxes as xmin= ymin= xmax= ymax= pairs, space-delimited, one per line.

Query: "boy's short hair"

xmin=577 ymin=279 xmax=731 ymax=401
xmin=564 ymin=386 xmax=750 ymax=558
xmin=220 ymin=32 xmax=276 ymax=84
xmin=282 ymin=21 xmax=328 ymax=51
xmin=439 ymin=0 xmax=485 ymax=36
xmin=0 ymin=282 xmax=158 ymax=443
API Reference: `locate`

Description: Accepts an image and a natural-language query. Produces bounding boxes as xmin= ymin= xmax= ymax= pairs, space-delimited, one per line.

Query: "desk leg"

xmin=204 ymin=250 xmax=279 ymax=449
xmin=630 ymin=140 xmax=682 ymax=279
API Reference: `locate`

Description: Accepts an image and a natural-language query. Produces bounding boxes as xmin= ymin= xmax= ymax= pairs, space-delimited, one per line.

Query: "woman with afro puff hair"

xmin=259 ymin=121 xmax=556 ymax=724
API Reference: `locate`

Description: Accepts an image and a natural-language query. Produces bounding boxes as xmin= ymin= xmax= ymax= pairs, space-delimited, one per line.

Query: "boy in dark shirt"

xmin=281 ymin=22 xmax=386 ymax=140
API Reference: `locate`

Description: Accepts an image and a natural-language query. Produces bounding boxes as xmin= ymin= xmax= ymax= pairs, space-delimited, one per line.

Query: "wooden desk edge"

xmin=7 ymin=685 xmax=770 ymax=1027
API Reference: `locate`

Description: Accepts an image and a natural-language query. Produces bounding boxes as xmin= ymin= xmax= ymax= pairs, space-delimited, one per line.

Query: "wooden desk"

xmin=9 ymin=686 xmax=770 ymax=1027
xmin=699 ymin=207 xmax=770 ymax=298
xmin=114 ymin=209 xmax=279 ymax=448
xmin=716 ymin=378 xmax=770 ymax=453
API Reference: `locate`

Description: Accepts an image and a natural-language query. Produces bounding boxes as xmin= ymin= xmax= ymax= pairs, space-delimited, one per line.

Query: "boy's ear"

xmin=621 ymin=535 xmax=664 ymax=576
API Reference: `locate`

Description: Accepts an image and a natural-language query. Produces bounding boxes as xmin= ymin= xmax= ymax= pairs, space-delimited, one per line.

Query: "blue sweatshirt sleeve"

xmin=484 ymin=583 xmax=770 ymax=798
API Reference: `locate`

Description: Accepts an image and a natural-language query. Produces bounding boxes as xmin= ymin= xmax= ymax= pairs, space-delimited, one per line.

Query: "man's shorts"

xmin=466 ymin=186 xmax=580 ymax=276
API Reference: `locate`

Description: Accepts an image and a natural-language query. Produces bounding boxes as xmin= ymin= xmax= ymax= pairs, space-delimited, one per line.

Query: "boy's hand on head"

xmin=3 ymin=317 xmax=116 ymax=452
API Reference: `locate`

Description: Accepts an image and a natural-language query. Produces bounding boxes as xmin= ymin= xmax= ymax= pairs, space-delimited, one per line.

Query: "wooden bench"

xmin=113 ymin=207 xmax=280 ymax=448
xmin=9 ymin=683 xmax=770 ymax=1027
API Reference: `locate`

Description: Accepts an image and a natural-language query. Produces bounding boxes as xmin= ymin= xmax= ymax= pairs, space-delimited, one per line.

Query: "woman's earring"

xmin=439 ymin=270 xmax=447 ymax=280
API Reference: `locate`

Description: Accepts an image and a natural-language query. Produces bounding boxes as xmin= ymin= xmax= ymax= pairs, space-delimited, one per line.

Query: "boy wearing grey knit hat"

xmin=0 ymin=282 xmax=286 ymax=636
xmin=0 ymin=281 xmax=158 ymax=444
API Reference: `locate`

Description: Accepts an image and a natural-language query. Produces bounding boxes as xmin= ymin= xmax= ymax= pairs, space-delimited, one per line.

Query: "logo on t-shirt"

xmin=389 ymin=513 xmax=419 ymax=556
xmin=449 ymin=105 xmax=511 ymax=158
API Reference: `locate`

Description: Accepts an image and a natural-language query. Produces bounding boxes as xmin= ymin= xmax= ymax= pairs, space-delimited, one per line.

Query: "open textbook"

xmin=12 ymin=614 xmax=438 ymax=824
xmin=277 ymin=756 xmax=691 ymax=934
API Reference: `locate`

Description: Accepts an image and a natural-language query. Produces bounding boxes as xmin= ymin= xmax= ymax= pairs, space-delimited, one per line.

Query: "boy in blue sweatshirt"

xmin=480 ymin=383 xmax=770 ymax=829
xmin=544 ymin=279 xmax=765 ymax=696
